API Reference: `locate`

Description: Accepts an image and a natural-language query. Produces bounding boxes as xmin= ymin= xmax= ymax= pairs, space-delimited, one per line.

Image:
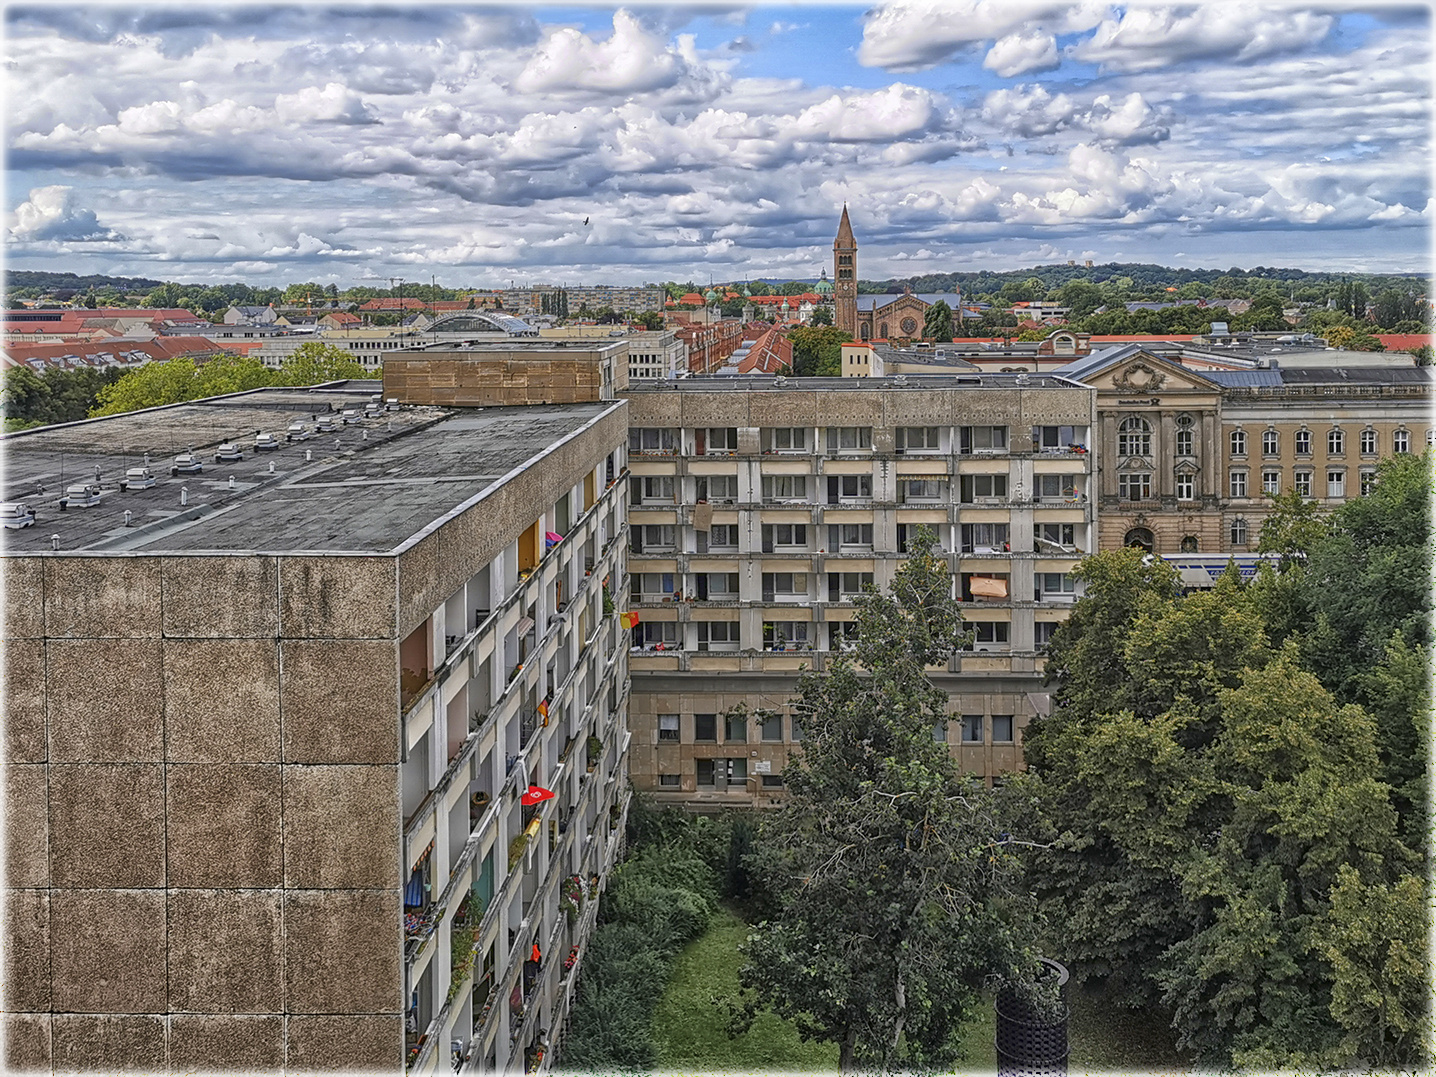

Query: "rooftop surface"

xmin=627 ymin=373 xmax=1089 ymax=390
xmin=1 ymin=387 xmax=617 ymax=556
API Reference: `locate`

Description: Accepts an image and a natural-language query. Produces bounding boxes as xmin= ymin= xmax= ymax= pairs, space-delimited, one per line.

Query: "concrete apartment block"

xmin=2 ymin=383 xmax=632 ymax=1075
xmin=620 ymin=374 xmax=1098 ymax=807
xmin=382 ymin=340 xmax=628 ymax=408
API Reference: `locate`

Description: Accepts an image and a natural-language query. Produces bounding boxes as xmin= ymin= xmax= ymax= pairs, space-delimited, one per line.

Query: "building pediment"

xmin=1118 ymin=456 xmax=1154 ymax=471
xmin=1083 ymin=350 xmax=1220 ymax=395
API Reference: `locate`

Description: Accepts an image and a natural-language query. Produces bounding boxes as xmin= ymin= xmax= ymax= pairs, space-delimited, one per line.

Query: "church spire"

xmin=832 ymin=205 xmax=857 ymax=337
xmin=834 ymin=203 xmax=855 ymax=248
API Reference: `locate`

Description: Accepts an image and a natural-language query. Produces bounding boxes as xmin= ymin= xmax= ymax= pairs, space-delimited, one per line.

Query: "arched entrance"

xmin=1124 ymin=527 xmax=1154 ymax=553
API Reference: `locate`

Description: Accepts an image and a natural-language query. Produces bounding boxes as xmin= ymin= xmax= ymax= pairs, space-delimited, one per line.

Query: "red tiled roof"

xmin=677 ymin=293 xmax=705 ymax=306
xmin=2 ymin=335 xmax=237 ymax=371
xmin=359 ymin=297 xmax=429 ymax=310
xmin=1376 ymin=334 xmax=1432 ymax=351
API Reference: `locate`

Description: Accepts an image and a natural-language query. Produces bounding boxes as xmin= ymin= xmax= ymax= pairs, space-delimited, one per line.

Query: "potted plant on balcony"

xmin=585 ymin=735 xmax=602 ymax=772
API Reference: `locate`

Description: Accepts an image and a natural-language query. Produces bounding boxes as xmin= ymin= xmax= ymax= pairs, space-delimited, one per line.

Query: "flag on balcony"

xmin=620 ymin=610 xmax=640 ymax=629
xmin=538 ymin=698 xmax=549 ymax=724
xmin=521 ymin=785 xmax=555 ymax=806
xmin=545 ymin=531 xmax=563 ymax=548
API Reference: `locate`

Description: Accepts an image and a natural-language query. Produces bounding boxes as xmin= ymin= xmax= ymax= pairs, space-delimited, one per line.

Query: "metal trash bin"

xmin=996 ymin=957 xmax=1070 ymax=1076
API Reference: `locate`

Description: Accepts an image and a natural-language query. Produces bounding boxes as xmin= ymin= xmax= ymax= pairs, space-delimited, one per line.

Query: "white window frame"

xmin=1327 ymin=469 xmax=1345 ymax=498
xmin=1229 ymin=471 xmax=1247 ymax=498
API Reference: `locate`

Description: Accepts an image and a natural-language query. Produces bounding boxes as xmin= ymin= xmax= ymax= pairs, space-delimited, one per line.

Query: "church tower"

xmin=832 ymin=205 xmax=857 ymax=337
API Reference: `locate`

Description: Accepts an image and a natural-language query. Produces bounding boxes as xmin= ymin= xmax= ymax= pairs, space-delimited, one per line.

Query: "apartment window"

xmin=1230 ymin=517 xmax=1248 ymax=545
xmin=699 ymin=573 xmax=740 ymax=599
xmin=761 ymin=475 xmax=808 ymax=501
xmin=632 ymin=475 xmax=675 ymax=503
xmin=1035 ymin=523 xmax=1076 ymax=550
xmin=760 ymin=713 xmax=783 ymax=742
xmin=827 ymin=474 xmax=873 ymax=502
xmin=961 ymin=715 xmax=984 ymax=743
xmin=1293 ymin=470 xmax=1313 ymax=497
xmin=765 ymin=427 xmax=808 ymax=452
xmin=1175 ymin=472 xmax=1194 ymax=501
xmin=727 ymin=758 xmax=748 ymax=784
xmin=1036 ymin=572 xmax=1077 ymax=598
xmin=1393 ymin=429 xmax=1410 ymax=453
xmin=696 ymin=621 xmax=740 ymax=651
xmin=630 ymin=524 xmax=675 ymax=552
xmin=1118 ymin=471 xmax=1152 ymax=501
xmin=1229 ymin=471 xmax=1247 ymax=498
xmin=898 ymin=426 xmax=942 ymax=452
xmin=1328 ymin=428 xmax=1344 ymax=455
xmin=1295 ymin=429 xmax=1312 ymax=455
xmin=1033 ymin=474 xmax=1077 ymax=501
xmin=1175 ymin=414 xmax=1195 ymax=457
xmin=1327 ymin=470 xmax=1345 ymax=498
xmin=658 ymin=714 xmax=680 ymax=742
xmin=832 ymin=621 xmax=860 ymax=651
xmin=1230 ymin=430 xmax=1247 ymax=457
xmin=958 ymin=426 xmax=1006 ymax=454
xmin=631 ymin=572 xmax=675 ymax=600
xmin=695 ymin=474 xmax=737 ymax=502
xmin=659 ymin=773 xmax=681 ymax=787
xmin=992 ymin=715 xmax=1014 ymax=743
xmin=826 ymin=426 xmax=872 ymax=451
xmin=963 ymin=621 xmax=1010 ymax=650
xmin=961 ymin=522 xmax=1009 ymax=553
xmin=1034 ymin=621 xmax=1059 ymax=651
xmin=1032 ymin=425 xmax=1079 ymax=451
xmin=1360 ymin=428 xmax=1377 ymax=455
xmin=629 ymin=428 xmax=677 ymax=454
xmin=960 ymin=474 xmax=1009 ymax=502
xmin=725 ymin=714 xmax=746 ymax=743
xmin=762 ymin=573 xmax=809 ymax=601
xmin=830 ymin=572 xmax=874 ymax=600
xmin=1359 ymin=469 xmax=1377 ymax=496
xmin=634 ymin=621 xmax=678 ymax=648
xmin=761 ymin=523 xmax=808 ymax=551
xmin=1262 ymin=470 xmax=1281 ymax=495
xmin=697 ymin=759 xmax=716 ymax=787
xmin=762 ymin=621 xmax=810 ymax=650
xmin=829 ymin=523 xmax=874 ymax=550
xmin=707 ymin=524 xmax=738 ymax=550
xmin=790 ymin=716 xmax=803 ymax=741
xmin=694 ymin=713 xmax=717 ymax=741
xmin=703 ymin=427 xmax=737 ymax=453
xmin=900 ymin=478 xmax=946 ymax=503
xmin=1117 ymin=416 xmax=1152 ymax=457
xmin=1262 ymin=429 xmax=1279 ymax=456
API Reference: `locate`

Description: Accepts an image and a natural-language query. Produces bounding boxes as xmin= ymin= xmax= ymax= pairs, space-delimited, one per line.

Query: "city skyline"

xmin=5 ymin=2 xmax=1433 ymax=287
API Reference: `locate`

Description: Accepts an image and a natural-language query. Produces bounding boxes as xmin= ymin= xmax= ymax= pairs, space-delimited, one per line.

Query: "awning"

xmin=1178 ymin=567 xmax=1215 ymax=589
xmin=968 ymin=576 xmax=1008 ymax=598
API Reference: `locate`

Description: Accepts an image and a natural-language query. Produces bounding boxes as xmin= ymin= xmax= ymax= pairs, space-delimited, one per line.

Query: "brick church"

xmin=832 ymin=206 xmax=964 ymax=342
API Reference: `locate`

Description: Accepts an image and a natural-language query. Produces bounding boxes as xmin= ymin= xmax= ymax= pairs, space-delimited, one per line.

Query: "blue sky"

xmin=4 ymin=3 xmax=1432 ymax=288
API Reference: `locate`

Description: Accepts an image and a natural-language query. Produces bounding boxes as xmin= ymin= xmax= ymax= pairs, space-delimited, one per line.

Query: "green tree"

xmin=921 ymin=299 xmax=953 ymax=341
xmin=634 ymin=310 xmax=663 ymax=330
xmin=273 ymin=342 xmax=370 ymax=385
xmin=738 ymin=530 xmax=1031 ymax=1072
xmin=1058 ymin=280 xmax=1105 ymax=319
xmin=1255 ymin=489 xmax=1329 ymax=566
xmin=786 ymin=326 xmax=852 ymax=377
xmin=809 ymin=305 xmax=833 ymax=327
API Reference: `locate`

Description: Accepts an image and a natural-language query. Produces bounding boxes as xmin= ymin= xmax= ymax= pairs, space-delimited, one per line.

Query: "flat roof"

xmin=2 ymin=388 xmax=618 ymax=556
xmin=624 ymin=373 xmax=1090 ymax=391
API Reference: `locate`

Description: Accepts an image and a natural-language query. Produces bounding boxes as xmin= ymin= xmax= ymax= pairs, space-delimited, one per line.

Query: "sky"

xmin=3 ymin=1 xmax=1433 ymax=289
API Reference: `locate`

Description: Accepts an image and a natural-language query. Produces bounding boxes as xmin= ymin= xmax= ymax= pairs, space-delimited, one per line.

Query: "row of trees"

xmin=2 ymin=365 xmax=124 ymax=431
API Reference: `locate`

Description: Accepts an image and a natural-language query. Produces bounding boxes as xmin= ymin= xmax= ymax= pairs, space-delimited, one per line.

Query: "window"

xmin=961 ymin=715 xmax=984 ymax=743
xmin=1294 ymin=470 xmax=1313 ymax=496
xmin=963 ymin=621 xmax=1010 ymax=650
xmin=1175 ymin=414 xmax=1195 ymax=457
xmin=634 ymin=621 xmax=678 ymax=648
xmin=992 ymin=715 xmax=1014 ymax=743
xmin=827 ymin=474 xmax=873 ymax=502
xmin=697 ymin=621 xmax=740 ymax=651
xmin=762 ymin=573 xmax=809 ymax=601
xmin=695 ymin=474 xmax=737 ymax=502
xmin=694 ymin=714 xmax=717 ymax=742
xmin=1296 ymin=429 xmax=1312 ymax=455
xmin=1262 ymin=470 xmax=1281 ymax=496
xmin=705 ymin=524 xmax=738 ymax=550
xmin=761 ymin=713 xmax=783 ymax=742
xmin=1359 ymin=469 xmax=1377 ymax=496
xmin=1117 ymin=416 xmax=1152 ymax=457
xmin=1229 ymin=471 xmax=1247 ymax=498
xmin=832 ymin=621 xmax=860 ymax=650
xmin=1327 ymin=470 xmax=1345 ymax=498
xmin=1034 ymin=622 xmax=1059 ymax=650
xmin=1032 ymin=425 xmax=1079 ymax=451
xmin=958 ymin=426 xmax=1006 ymax=453
xmin=658 ymin=714 xmax=679 ymax=742
xmin=1230 ymin=517 xmax=1248 ymax=545
xmin=1393 ymin=429 xmax=1410 ymax=453
xmin=898 ymin=426 xmax=942 ymax=451
xmin=900 ymin=478 xmax=946 ymax=503
xmin=629 ymin=428 xmax=676 ymax=454
xmin=830 ymin=572 xmax=874 ymax=600
xmin=703 ymin=427 xmax=737 ymax=453
xmin=725 ymin=714 xmax=746 ymax=743
xmin=829 ymin=523 xmax=874 ymax=550
xmin=1180 ymin=535 xmax=1199 ymax=552
xmin=631 ymin=572 xmax=676 ymax=600
xmin=765 ymin=427 xmax=807 ymax=452
xmin=960 ymin=522 xmax=1009 ymax=553
xmin=760 ymin=775 xmax=785 ymax=788
xmin=762 ymin=621 xmax=810 ymax=650
xmin=1262 ymin=429 xmax=1279 ymax=456
xmin=1033 ymin=474 xmax=1078 ymax=501
xmin=631 ymin=524 xmax=675 ymax=552
xmin=932 ymin=720 xmax=948 ymax=743
xmin=1360 ymin=428 xmax=1377 ymax=455
xmin=826 ymin=426 xmax=872 ymax=451
xmin=1230 ymin=430 xmax=1247 ymax=457
xmin=1035 ymin=522 xmax=1077 ymax=550
xmin=960 ymin=474 xmax=1009 ymax=502
xmin=1118 ymin=471 xmax=1152 ymax=501
xmin=1175 ymin=472 xmax=1194 ymax=501
xmin=761 ymin=523 xmax=808 ymax=551
xmin=791 ymin=716 xmax=803 ymax=741
xmin=697 ymin=759 xmax=715 ymax=787
xmin=632 ymin=475 xmax=675 ymax=503
xmin=1036 ymin=572 xmax=1076 ymax=598
xmin=727 ymin=758 xmax=747 ymax=784
xmin=1328 ymin=428 xmax=1344 ymax=455
xmin=761 ymin=475 xmax=808 ymax=501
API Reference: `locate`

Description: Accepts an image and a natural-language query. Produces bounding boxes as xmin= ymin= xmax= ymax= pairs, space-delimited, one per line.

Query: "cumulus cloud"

xmin=1071 ymin=6 xmax=1336 ymax=73
xmin=515 ymin=9 xmax=721 ymax=96
xmin=275 ymin=83 xmax=376 ymax=125
xmin=8 ymin=186 xmax=122 ymax=242
xmin=796 ymin=84 xmax=950 ymax=143
xmin=984 ymin=30 xmax=1059 ymax=78
xmin=859 ymin=0 xmax=1106 ymax=71
xmin=982 ymin=84 xmax=1077 ymax=138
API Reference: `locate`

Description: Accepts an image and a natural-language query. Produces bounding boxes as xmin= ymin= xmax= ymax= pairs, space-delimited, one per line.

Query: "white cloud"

xmin=275 ymin=83 xmax=376 ymax=125
xmin=982 ymin=84 xmax=1077 ymax=137
xmin=858 ymin=0 xmax=1106 ymax=71
xmin=8 ymin=186 xmax=121 ymax=242
xmin=984 ymin=30 xmax=1060 ymax=78
xmin=515 ymin=9 xmax=723 ymax=97
xmin=796 ymin=84 xmax=949 ymax=143
xmin=1072 ymin=6 xmax=1335 ymax=73
xmin=1085 ymin=92 xmax=1170 ymax=145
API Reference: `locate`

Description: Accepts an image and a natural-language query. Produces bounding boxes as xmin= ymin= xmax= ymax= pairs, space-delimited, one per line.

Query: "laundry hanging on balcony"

xmin=545 ymin=531 xmax=563 ymax=548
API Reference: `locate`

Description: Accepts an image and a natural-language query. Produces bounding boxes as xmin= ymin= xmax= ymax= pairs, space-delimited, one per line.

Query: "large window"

xmin=633 ymin=621 xmax=678 ymax=649
xmin=1360 ymin=428 xmax=1377 ymax=455
xmin=1036 ymin=572 xmax=1077 ymax=598
xmin=1359 ymin=469 xmax=1378 ymax=496
xmin=694 ymin=714 xmax=717 ymax=741
xmin=705 ymin=524 xmax=738 ymax=550
xmin=1032 ymin=425 xmax=1080 ymax=451
xmin=963 ymin=621 xmax=1010 ymax=650
xmin=631 ymin=573 xmax=675 ymax=600
xmin=761 ymin=523 xmax=808 ymax=551
xmin=630 ymin=428 xmax=677 ymax=454
xmin=958 ymin=426 xmax=1006 ymax=454
xmin=830 ymin=572 xmax=874 ymax=600
xmin=1033 ymin=474 xmax=1078 ymax=501
xmin=631 ymin=475 xmax=674 ymax=503
xmin=630 ymin=524 xmax=675 ymax=552
xmin=695 ymin=474 xmax=737 ymax=502
xmin=1393 ymin=429 xmax=1410 ymax=453
xmin=1175 ymin=471 xmax=1194 ymax=501
xmin=1294 ymin=470 xmax=1313 ymax=497
xmin=898 ymin=426 xmax=942 ymax=452
xmin=762 ymin=573 xmax=809 ymax=601
xmin=725 ymin=713 xmax=746 ymax=743
xmin=1035 ymin=523 xmax=1077 ymax=550
xmin=761 ymin=475 xmax=809 ymax=501
xmin=760 ymin=713 xmax=783 ymax=742
xmin=1295 ymin=429 xmax=1312 ymax=455
xmin=1117 ymin=416 xmax=1152 ymax=457
xmin=762 ymin=621 xmax=811 ymax=651
xmin=697 ymin=759 xmax=716 ymax=786
xmin=826 ymin=426 xmax=872 ymax=452
xmin=1262 ymin=470 xmax=1281 ymax=496
xmin=1230 ymin=429 xmax=1247 ymax=457
xmin=960 ymin=474 xmax=1009 ymax=502
xmin=1230 ymin=517 xmax=1248 ymax=545
xmin=764 ymin=427 xmax=808 ymax=452
xmin=961 ymin=715 xmax=983 ymax=743
xmin=1175 ymin=414 xmax=1195 ymax=457
xmin=1327 ymin=469 xmax=1345 ymax=498
xmin=899 ymin=478 xmax=946 ymax=503
xmin=1262 ymin=429 xmax=1279 ymax=456
xmin=702 ymin=427 xmax=737 ymax=453
xmin=1118 ymin=471 xmax=1152 ymax=501
xmin=1229 ymin=471 xmax=1247 ymax=498
xmin=827 ymin=474 xmax=873 ymax=502
xmin=992 ymin=715 xmax=1014 ymax=743
xmin=658 ymin=714 xmax=679 ymax=741
xmin=1034 ymin=621 xmax=1059 ymax=651
xmin=1328 ymin=428 xmax=1344 ymax=455
xmin=696 ymin=621 xmax=740 ymax=651
xmin=829 ymin=522 xmax=874 ymax=549
xmin=960 ymin=522 xmax=1009 ymax=553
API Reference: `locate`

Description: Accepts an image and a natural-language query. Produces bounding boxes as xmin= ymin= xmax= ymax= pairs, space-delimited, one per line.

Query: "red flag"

xmin=521 ymin=785 xmax=555 ymax=806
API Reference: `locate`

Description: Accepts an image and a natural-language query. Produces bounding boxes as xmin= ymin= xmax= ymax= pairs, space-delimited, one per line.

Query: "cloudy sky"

xmin=4 ymin=2 xmax=1432 ymax=288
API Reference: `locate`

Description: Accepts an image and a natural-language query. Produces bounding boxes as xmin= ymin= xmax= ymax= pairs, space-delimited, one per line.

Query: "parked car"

xmin=171 ymin=453 xmax=203 ymax=476
xmin=214 ymin=442 xmax=243 ymax=462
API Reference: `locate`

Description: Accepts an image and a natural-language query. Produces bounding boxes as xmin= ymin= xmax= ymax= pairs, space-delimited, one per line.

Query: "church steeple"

xmin=832 ymin=204 xmax=858 ymax=337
